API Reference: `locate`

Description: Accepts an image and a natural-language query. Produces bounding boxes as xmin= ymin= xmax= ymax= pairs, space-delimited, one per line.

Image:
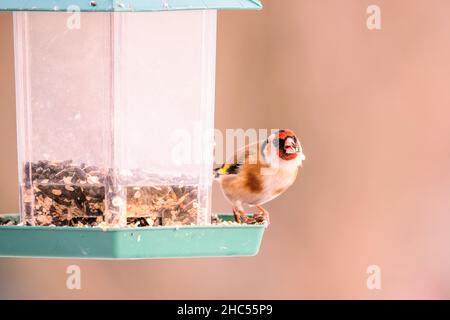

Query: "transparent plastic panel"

xmin=15 ymin=12 xmax=113 ymax=166
xmin=114 ymin=11 xmax=217 ymax=226
xmin=14 ymin=12 xmax=115 ymax=226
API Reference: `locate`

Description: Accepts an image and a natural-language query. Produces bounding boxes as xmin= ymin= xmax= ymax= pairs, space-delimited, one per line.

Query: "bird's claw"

xmin=252 ymin=213 xmax=270 ymax=227
xmin=255 ymin=205 xmax=270 ymax=226
xmin=233 ymin=207 xmax=270 ymax=226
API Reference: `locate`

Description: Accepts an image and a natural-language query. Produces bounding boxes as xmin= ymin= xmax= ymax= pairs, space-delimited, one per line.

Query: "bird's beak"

xmin=284 ymin=137 xmax=297 ymax=154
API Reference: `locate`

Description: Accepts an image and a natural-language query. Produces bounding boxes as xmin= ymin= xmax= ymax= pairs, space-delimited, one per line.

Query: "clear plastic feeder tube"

xmin=14 ymin=10 xmax=217 ymax=227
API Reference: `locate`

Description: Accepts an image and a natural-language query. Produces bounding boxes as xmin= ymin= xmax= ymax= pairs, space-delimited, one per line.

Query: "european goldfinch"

xmin=214 ymin=129 xmax=305 ymax=225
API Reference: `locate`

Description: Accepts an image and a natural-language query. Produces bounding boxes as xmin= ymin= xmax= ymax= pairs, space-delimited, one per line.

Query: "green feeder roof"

xmin=0 ymin=0 xmax=262 ymax=12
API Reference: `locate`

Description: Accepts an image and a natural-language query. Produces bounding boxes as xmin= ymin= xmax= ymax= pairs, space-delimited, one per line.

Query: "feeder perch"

xmin=0 ymin=0 xmax=265 ymax=259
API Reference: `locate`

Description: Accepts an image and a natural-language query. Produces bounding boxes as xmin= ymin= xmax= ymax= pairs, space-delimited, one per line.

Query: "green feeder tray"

xmin=0 ymin=214 xmax=265 ymax=259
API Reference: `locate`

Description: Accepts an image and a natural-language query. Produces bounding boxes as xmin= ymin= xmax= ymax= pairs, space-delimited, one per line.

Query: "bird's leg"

xmin=233 ymin=205 xmax=255 ymax=224
xmin=255 ymin=205 xmax=270 ymax=225
xmin=233 ymin=207 xmax=243 ymax=223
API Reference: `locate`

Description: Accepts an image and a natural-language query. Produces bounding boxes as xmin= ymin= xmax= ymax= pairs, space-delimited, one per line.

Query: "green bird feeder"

xmin=0 ymin=0 xmax=265 ymax=259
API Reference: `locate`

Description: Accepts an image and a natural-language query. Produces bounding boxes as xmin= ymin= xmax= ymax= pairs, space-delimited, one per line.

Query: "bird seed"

xmin=20 ymin=160 xmax=200 ymax=227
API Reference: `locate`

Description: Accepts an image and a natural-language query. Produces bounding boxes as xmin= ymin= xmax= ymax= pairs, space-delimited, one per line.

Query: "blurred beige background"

xmin=2 ymin=0 xmax=450 ymax=299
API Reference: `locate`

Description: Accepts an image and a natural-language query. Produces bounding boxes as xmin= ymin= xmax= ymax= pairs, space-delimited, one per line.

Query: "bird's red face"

xmin=271 ymin=129 xmax=303 ymax=161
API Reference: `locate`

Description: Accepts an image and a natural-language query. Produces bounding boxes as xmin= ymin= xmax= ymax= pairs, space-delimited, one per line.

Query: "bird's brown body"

xmin=220 ymin=158 xmax=299 ymax=207
xmin=215 ymin=130 xmax=305 ymax=224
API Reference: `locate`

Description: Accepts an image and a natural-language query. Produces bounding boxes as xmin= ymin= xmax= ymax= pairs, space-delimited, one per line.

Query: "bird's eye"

xmin=272 ymin=139 xmax=281 ymax=149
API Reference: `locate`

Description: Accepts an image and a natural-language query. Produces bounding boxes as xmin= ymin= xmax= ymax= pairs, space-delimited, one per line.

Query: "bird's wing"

xmin=214 ymin=162 xmax=242 ymax=177
xmin=214 ymin=142 xmax=261 ymax=177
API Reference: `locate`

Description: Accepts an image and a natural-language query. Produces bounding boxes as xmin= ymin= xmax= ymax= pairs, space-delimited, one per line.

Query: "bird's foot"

xmin=243 ymin=216 xmax=257 ymax=224
xmin=233 ymin=208 xmax=251 ymax=224
xmin=255 ymin=205 xmax=270 ymax=227
xmin=233 ymin=207 xmax=259 ymax=224
xmin=233 ymin=206 xmax=270 ymax=226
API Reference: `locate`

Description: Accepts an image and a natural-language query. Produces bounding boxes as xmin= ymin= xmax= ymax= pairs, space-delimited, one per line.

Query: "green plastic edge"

xmin=0 ymin=214 xmax=266 ymax=259
xmin=0 ymin=0 xmax=263 ymax=12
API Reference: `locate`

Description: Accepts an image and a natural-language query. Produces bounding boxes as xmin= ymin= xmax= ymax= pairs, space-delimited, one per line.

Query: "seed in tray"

xmin=133 ymin=190 xmax=142 ymax=199
xmin=74 ymin=167 xmax=87 ymax=180
xmin=52 ymin=189 xmax=62 ymax=196
xmin=84 ymin=166 xmax=98 ymax=173
xmin=87 ymin=175 xmax=100 ymax=184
